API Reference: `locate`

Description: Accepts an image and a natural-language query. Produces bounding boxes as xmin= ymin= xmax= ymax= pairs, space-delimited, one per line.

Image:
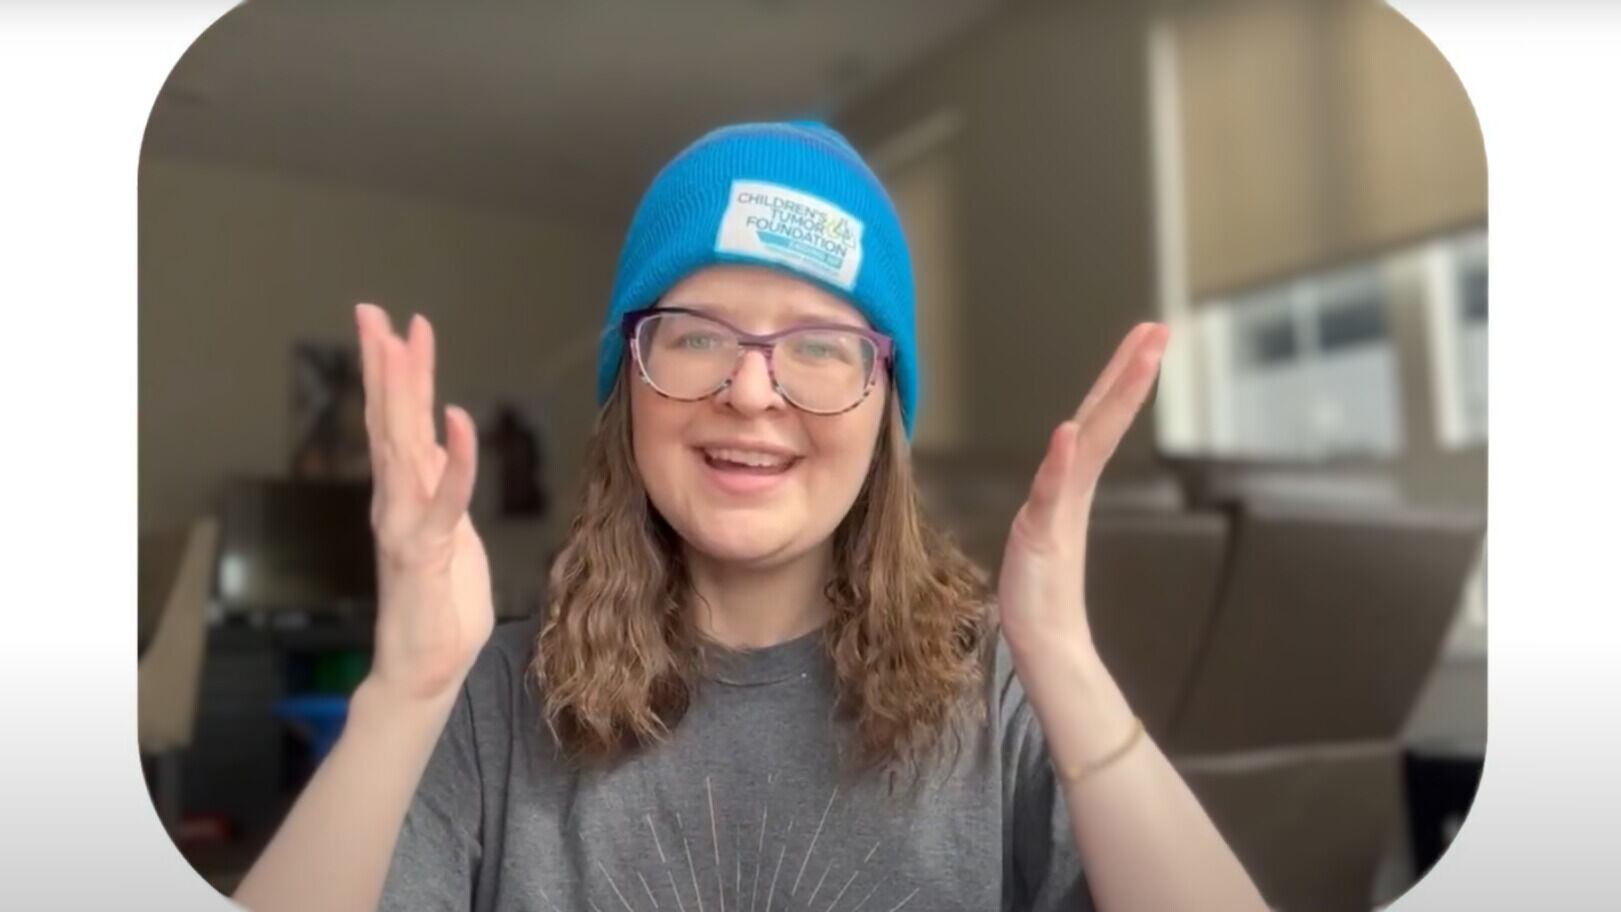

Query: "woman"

xmin=232 ymin=121 xmax=1268 ymax=912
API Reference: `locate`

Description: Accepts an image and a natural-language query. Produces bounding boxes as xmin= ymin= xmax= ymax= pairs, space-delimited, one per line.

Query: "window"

xmin=1192 ymin=262 xmax=1405 ymax=461
xmin=1143 ymin=8 xmax=1488 ymax=463
xmin=1451 ymin=236 xmax=1488 ymax=446
xmin=1163 ymin=228 xmax=1487 ymax=462
xmin=1423 ymin=228 xmax=1488 ymax=450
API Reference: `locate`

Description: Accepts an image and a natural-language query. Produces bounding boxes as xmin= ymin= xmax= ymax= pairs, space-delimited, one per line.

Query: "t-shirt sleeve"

xmin=378 ymin=683 xmax=485 ymax=912
xmin=996 ymin=637 xmax=1097 ymax=912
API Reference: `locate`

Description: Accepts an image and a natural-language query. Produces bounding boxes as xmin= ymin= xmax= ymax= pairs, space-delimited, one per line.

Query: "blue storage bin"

xmin=273 ymin=694 xmax=350 ymax=761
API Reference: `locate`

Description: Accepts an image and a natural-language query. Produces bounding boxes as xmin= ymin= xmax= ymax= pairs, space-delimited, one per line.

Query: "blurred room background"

xmin=136 ymin=1 xmax=1487 ymax=909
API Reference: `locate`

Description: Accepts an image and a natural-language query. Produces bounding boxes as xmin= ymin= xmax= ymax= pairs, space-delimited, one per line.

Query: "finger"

xmin=1021 ymin=420 xmax=1079 ymax=533
xmin=356 ymin=304 xmax=396 ymax=494
xmin=1073 ymin=323 xmax=1162 ymax=427
xmin=356 ymin=304 xmax=386 ymax=438
xmin=356 ymin=304 xmax=384 ymax=391
xmin=425 ymin=442 xmax=449 ymax=487
xmin=406 ymin=313 xmax=439 ymax=459
xmin=1071 ymin=327 xmax=1168 ymax=482
xmin=379 ymin=331 xmax=425 ymax=495
xmin=1072 ymin=322 xmax=1159 ymax=426
xmin=425 ymin=405 xmax=479 ymax=533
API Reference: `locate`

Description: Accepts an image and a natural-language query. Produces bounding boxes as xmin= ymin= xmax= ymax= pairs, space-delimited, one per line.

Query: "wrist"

xmin=1005 ymin=622 xmax=1099 ymax=671
xmin=347 ymin=673 xmax=462 ymax=743
xmin=1012 ymin=636 xmax=1139 ymax=773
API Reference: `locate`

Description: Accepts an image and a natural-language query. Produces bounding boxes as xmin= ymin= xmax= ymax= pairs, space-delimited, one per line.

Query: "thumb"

xmin=425 ymin=405 xmax=478 ymax=533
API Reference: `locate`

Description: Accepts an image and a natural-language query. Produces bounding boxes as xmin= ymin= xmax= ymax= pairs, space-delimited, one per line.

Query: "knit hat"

xmin=597 ymin=121 xmax=920 ymax=437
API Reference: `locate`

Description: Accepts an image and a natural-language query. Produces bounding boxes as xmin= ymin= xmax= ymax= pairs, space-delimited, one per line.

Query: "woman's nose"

xmin=718 ymin=348 xmax=785 ymax=414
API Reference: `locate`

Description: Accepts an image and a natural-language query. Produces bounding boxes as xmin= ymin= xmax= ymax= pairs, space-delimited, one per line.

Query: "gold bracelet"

xmin=1054 ymin=716 xmax=1145 ymax=786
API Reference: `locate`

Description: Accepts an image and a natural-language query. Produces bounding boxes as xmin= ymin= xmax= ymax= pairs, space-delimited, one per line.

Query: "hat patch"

xmin=714 ymin=180 xmax=865 ymax=291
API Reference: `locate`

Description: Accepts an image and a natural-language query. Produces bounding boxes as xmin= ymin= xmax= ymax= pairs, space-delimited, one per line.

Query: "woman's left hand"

xmin=996 ymin=322 xmax=1170 ymax=707
xmin=995 ymin=324 xmax=1274 ymax=912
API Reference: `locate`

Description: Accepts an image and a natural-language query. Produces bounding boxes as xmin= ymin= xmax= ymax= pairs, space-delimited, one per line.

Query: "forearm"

xmin=1016 ymin=640 xmax=1269 ymax=912
xmin=232 ymin=677 xmax=459 ymax=912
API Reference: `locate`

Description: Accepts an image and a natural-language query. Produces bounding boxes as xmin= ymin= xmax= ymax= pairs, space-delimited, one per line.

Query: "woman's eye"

xmin=674 ymin=332 xmax=725 ymax=350
xmin=794 ymin=337 xmax=845 ymax=360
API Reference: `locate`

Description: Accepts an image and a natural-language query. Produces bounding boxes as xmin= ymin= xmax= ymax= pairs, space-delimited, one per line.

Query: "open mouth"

xmin=699 ymin=447 xmax=801 ymax=476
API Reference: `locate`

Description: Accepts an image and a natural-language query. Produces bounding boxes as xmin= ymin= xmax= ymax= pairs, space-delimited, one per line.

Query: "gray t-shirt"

xmin=381 ymin=617 xmax=1093 ymax=912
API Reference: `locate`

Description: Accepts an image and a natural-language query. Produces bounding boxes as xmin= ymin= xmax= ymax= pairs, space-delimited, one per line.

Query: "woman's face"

xmin=630 ymin=265 xmax=889 ymax=569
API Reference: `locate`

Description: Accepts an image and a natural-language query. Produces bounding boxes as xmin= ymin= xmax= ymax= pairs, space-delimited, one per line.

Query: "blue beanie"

xmin=597 ymin=121 xmax=920 ymax=437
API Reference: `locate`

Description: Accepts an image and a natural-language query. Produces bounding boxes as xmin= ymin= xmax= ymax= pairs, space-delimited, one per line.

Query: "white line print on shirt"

xmin=790 ymin=788 xmax=839 ymax=896
xmin=751 ymin=772 xmax=774 ymax=912
xmin=734 ymin=823 xmax=743 ymax=905
xmin=639 ymin=871 xmax=660 ymax=910
xmin=821 ymin=871 xmax=860 ymax=912
xmin=804 ymin=865 xmax=832 ymax=907
xmin=535 ymin=883 xmax=564 ymax=912
xmin=708 ymin=776 xmax=726 ymax=912
xmin=647 ymin=813 xmax=689 ymax=912
xmin=598 ymin=859 xmax=638 ymax=912
xmin=764 ymin=816 xmax=795 ymax=912
xmin=846 ymin=882 xmax=880 ymax=912
xmin=677 ymin=811 xmax=706 ymax=912
xmin=818 ymin=841 xmax=881 ymax=912
xmin=619 ymin=780 xmax=909 ymax=912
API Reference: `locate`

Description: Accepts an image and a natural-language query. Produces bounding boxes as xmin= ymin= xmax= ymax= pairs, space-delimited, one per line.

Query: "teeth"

xmin=705 ymin=448 xmax=791 ymax=468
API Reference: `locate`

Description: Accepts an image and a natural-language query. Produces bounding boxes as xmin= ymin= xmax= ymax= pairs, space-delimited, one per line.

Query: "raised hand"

xmin=997 ymin=322 xmax=1170 ymax=659
xmin=355 ymin=304 xmax=494 ymax=704
xmin=229 ymin=310 xmax=497 ymax=912
xmin=992 ymin=322 xmax=1272 ymax=912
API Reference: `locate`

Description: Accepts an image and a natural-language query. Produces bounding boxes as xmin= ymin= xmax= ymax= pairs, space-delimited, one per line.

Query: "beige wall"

xmin=139 ymin=158 xmax=622 ymax=603
xmin=878 ymin=128 xmax=968 ymax=454
xmin=1174 ymin=0 xmax=1486 ymax=298
xmin=838 ymin=0 xmax=1159 ymax=467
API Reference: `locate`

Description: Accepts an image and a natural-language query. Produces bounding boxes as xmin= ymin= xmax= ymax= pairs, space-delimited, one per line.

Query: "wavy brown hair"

xmin=535 ymin=369 xmax=994 ymax=777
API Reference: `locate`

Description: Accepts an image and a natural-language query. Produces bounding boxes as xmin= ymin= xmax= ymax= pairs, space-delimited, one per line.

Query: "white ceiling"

xmin=145 ymin=0 xmax=1009 ymax=228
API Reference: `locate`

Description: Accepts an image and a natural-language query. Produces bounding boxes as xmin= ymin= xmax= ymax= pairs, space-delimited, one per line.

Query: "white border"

xmin=1387 ymin=1 xmax=1621 ymax=909
xmin=1 ymin=1 xmax=1618 ymax=908
xmin=2 ymin=4 xmax=246 ymax=909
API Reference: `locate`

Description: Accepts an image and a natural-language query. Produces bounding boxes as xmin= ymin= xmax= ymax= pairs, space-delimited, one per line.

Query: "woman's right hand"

xmin=230 ymin=304 xmax=491 ymax=911
xmin=356 ymin=303 xmax=494 ymax=706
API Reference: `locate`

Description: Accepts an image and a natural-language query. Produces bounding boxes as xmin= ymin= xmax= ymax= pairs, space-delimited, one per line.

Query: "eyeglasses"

xmin=621 ymin=306 xmax=894 ymax=416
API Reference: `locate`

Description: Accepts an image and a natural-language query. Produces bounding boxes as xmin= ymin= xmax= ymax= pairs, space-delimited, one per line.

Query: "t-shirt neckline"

xmin=702 ymin=625 xmax=831 ymax=687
